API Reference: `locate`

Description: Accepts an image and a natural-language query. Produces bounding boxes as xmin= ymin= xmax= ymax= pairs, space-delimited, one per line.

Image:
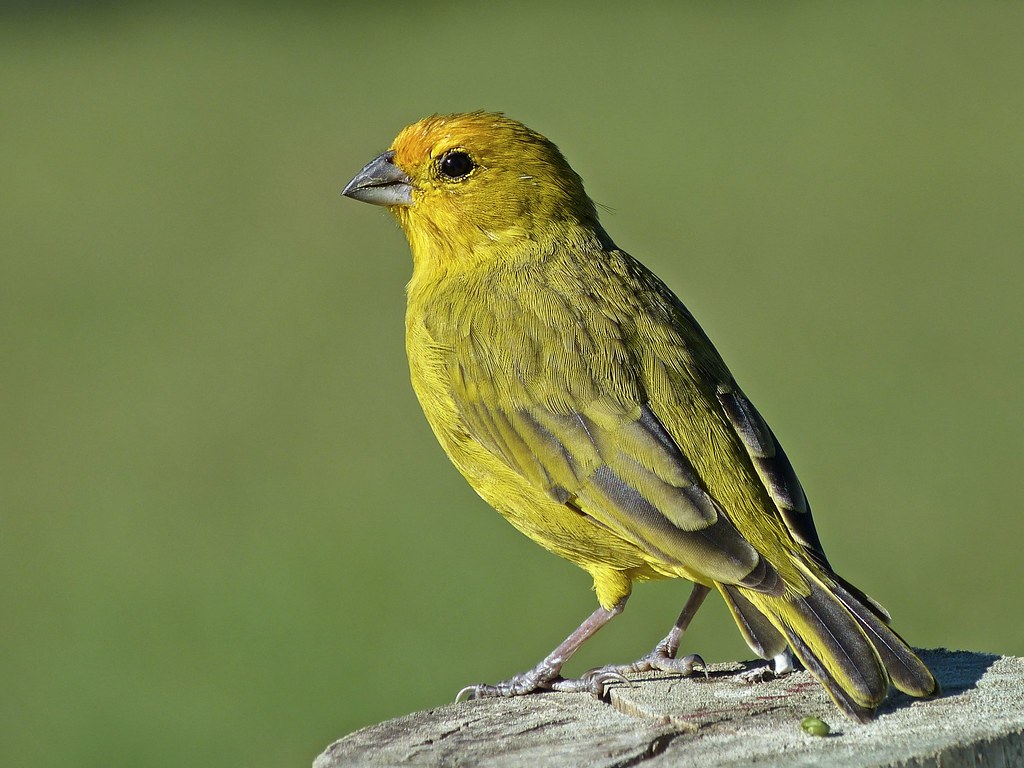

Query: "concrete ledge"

xmin=315 ymin=649 xmax=1024 ymax=767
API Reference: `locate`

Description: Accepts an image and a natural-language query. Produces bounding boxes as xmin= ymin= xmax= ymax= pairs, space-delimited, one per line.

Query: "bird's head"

xmin=343 ymin=112 xmax=606 ymax=272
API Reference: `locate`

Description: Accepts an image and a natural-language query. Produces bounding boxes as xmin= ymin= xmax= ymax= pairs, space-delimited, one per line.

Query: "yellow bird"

xmin=342 ymin=112 xmax=936 ymax=721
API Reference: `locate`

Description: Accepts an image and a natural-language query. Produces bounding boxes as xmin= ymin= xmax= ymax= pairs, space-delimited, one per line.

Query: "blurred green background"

xmin=3 ymin=2 xmax=1022 ymax=766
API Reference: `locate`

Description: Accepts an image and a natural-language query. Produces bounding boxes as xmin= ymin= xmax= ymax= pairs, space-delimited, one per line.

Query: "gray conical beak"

xmin=342 ymin=151 xmax=414 ymax=207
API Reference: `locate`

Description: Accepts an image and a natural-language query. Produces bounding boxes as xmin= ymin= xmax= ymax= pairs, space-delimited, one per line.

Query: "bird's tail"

xmin=720 ymin=565 xmax=937 ymax=722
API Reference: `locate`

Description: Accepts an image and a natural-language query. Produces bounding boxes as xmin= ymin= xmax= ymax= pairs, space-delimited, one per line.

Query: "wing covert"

xmin=454 ymin=353 xmax=781 ymax=593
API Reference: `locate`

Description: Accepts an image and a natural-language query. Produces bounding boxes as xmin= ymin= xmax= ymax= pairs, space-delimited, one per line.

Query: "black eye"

xmin=438 ymin=151 xmax=475 ymax=180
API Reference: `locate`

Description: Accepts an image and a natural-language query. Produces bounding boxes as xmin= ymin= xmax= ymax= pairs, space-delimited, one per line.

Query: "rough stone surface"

xmin=315 ymin=650 xmax=1024 ymax=767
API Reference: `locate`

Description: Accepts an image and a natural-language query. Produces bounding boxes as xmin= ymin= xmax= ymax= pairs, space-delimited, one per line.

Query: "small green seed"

xmin=800 ymin=716 xmax=830 ymax=736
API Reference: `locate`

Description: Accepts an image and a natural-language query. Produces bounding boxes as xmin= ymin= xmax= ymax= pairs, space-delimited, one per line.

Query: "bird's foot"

xmin=456 ymin=658 xmax=565 ymax=701
xmin=548 ymin=668 xmax=631 ymax=697
xmin=582 ymin=647 xmax=707 ymax=687
xmin=455 ymin=602 xmax=629 ymax=702
xmin=736 ymin=649 xmax=795 ymax=685
xmin=642 ymin=650 xmax=707 ymax=677
xmin=456 ymin=665 xmax=630 ymax=700
xmin=456 ymin=673 xmax=544 ymax=701
xmin=737 ymin=665 xmax=776 ymax=684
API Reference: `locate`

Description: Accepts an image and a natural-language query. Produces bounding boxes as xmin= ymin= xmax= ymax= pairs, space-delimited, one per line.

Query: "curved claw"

xmin=591 ymin=669 xmax=631 ymax=697
xmin=455 ymin=685 xmax=483 ymax=702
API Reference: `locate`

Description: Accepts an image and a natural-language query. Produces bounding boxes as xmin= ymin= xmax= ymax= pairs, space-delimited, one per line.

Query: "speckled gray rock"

xmin=315 ymin=650 xmax=1024 ymax=767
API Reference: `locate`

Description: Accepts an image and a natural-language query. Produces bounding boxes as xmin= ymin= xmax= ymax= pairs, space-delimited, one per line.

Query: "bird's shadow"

xmin=877 ymin=648 xmax=999 ymax=715
xmin=728 ymin=647 xmax=999 ymax=716
xmin=591 ymin=648 xmax=998 ymax=716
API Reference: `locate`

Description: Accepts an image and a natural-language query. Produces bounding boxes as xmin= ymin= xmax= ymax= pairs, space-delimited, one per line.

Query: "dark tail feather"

xmin=734 ymin=570 xmax=890 ymax=720
xmin=720 ymin=585 xmax=786 ymax=658
xmin=832 ymin=573 xmax=891 ymax=623
xmin=784 ymin=573 xmax=888 ymax=710
xmin=830 ymin=579 xmax=938 ymax=698
xmin=728 ymin=564 xmax=936 ymax=721
xmin=783 ymin=625 xmax=875 ymax=722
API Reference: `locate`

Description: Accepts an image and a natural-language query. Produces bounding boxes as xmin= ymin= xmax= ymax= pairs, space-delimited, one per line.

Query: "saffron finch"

xmin=342 ymin=112 xmax=936 ymax=721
